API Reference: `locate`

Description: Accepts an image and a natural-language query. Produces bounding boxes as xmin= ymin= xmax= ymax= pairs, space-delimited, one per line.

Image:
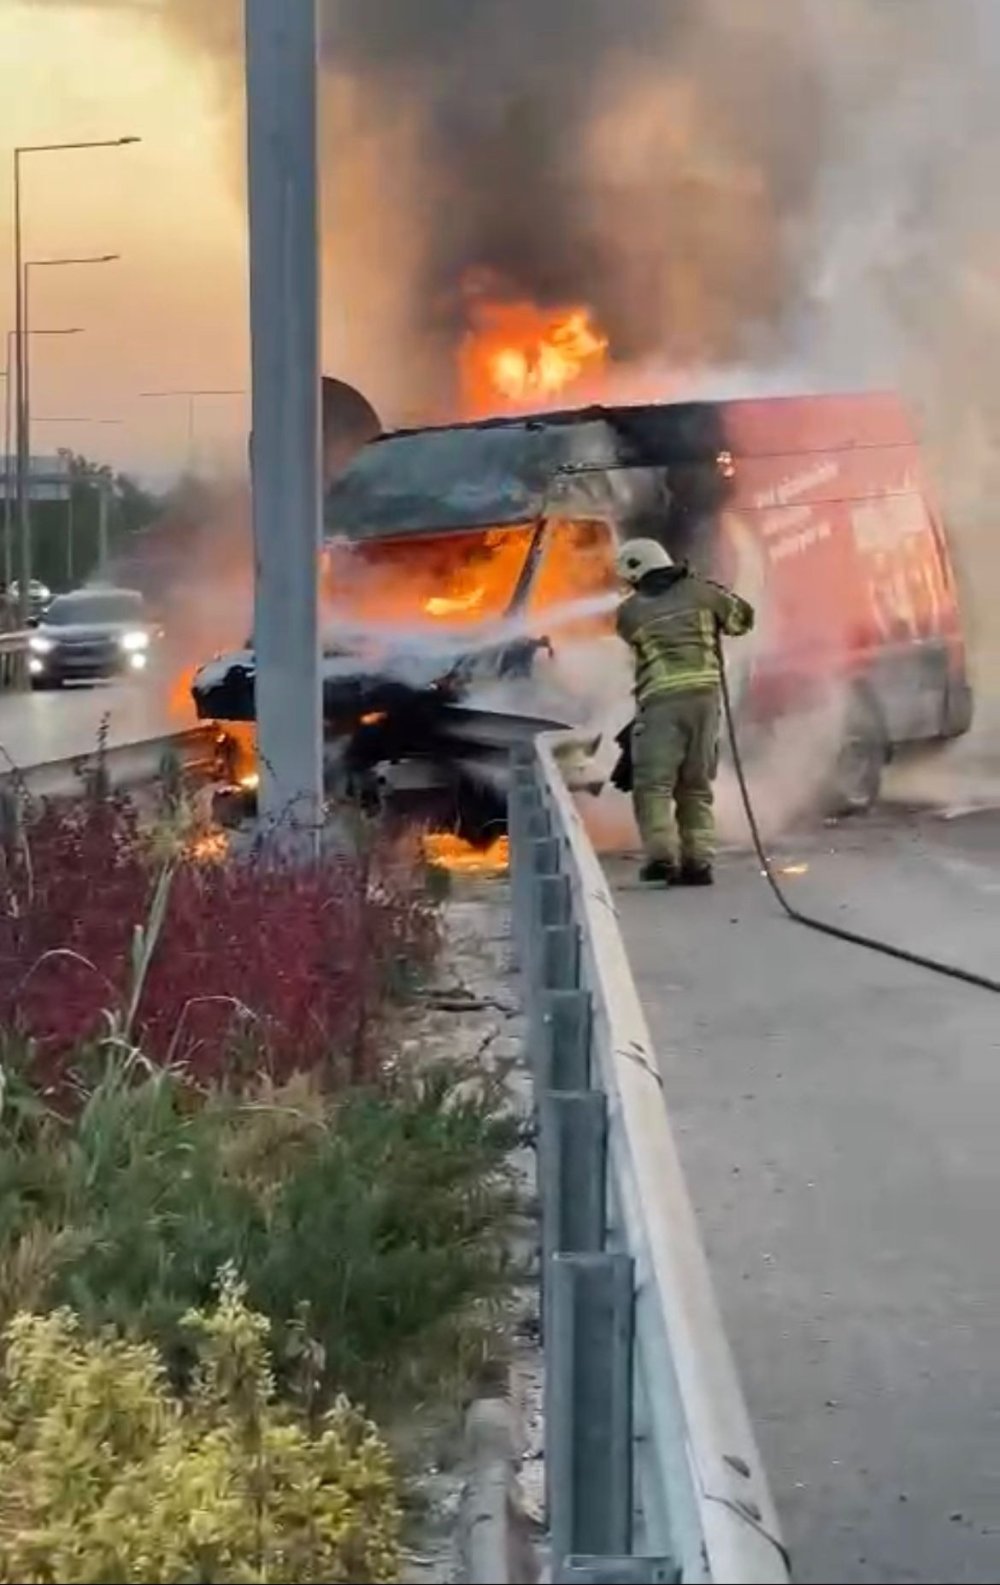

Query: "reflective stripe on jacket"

xmin=616 ymin=566 xmax=755 ymax=704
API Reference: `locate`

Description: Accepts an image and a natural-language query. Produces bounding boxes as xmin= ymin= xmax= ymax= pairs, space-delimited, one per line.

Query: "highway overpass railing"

xmin=508 ymin=734 xmax=791 ymax=1585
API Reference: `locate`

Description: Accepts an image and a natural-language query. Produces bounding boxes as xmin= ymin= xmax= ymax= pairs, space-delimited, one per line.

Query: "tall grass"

xmin=0 ymin=1058 xmax=519 ymax=1412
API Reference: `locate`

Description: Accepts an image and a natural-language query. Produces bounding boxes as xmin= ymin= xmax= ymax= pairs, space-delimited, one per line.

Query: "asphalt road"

xmin=0 ymin=669 xmax=192 ymax=771
xmin=610 ymin=803 xmax=1000 ymax=1585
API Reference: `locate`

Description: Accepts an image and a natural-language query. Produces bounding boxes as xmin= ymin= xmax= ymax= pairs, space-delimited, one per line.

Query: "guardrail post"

xmin=537 ymin=988 xmax=593 ymax=1093
xmin=510 ymin=806 xmax=554 ymax=965
xmin=549 ymin=1252 xmax=635 ymax=1570
xmin=516 ymin=832 xmax=560 ymax=962
xmin=536 ymin=921 xmax=580 ymax=995
xmin=540 ymin=1090 xmax=607 ymax=1265
xmin=506 ymin=766 xmax=536 ymax=830
xmin=533 ymin=867 xmax=571 ymax=931
xmin=526 ymin=848 xmax=567 ymax=957
xmin=526 ymin=921 xmax=581 ymax=1064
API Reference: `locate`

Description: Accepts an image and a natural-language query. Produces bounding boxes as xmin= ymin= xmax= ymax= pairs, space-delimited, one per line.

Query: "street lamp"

xmin=3 ymin=326 xmax=82 ymax=595
xmin=138 ymin=388 xmax=246 ymax=472
xmin=12 ymin=135 xmax=140 ymax=631
xmin=19 ymin=253 xmax=119 ymax=620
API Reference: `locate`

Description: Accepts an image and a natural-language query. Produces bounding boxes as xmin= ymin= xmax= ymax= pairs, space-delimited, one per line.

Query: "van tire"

xmin=944 ymin=678 xmax=974 ymax=739
xmin=826 ymin=692 xmax=887 ymax=816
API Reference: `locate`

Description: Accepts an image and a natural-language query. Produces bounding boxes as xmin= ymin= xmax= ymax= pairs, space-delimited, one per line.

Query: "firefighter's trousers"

xmin=631 ymin=689 xmax=721 ymax=868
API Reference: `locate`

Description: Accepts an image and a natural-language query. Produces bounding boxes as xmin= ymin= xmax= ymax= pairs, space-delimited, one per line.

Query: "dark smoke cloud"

xmin=31 ymin=0 xmax=831 ymax=412
xmin=323 ymin=0 xmax=828 ymax=368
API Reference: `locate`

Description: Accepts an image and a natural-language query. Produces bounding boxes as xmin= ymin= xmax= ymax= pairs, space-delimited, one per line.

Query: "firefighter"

xmin=615 ymin=538 xmax=754 ymax=886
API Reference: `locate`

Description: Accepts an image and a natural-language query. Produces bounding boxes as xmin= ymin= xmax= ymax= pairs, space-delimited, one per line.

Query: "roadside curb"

xmin=458 ymin=1395 xmax=538 ymax=1585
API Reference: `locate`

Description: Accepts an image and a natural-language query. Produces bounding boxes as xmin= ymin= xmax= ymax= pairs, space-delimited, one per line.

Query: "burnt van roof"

xmin=324 ymin=391 xmax=912 ymax=542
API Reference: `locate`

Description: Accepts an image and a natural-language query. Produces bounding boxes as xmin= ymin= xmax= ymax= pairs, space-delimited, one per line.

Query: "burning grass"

xmin=422 ymin=831 xmax=510 ymax=876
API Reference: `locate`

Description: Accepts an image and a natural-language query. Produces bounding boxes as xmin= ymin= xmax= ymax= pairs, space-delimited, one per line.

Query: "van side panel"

xmin=713 ymin=394 xmax=969 ymax=746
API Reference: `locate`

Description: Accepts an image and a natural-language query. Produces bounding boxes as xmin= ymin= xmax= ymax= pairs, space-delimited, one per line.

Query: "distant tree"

xmin=29 ymin=452 xmax=163 ymax=593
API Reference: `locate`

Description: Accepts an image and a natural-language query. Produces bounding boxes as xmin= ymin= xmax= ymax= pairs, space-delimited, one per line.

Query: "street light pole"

xmin=98 ymin=474 xmax=110 ymax=572
xmin=245 ymin=0 xmax=322 ymax=844
xmin=138 ymin=389 xmax=245 ymax=475
xmin=21 ymin=254 xmax=118 ymax=612
xmin=32 ymin=417 xmax=124 ymax=586
xmin=12 ymin=136 xmax=139 ymax=635
xmin=3 ymin=326 xmax=81 ymax=599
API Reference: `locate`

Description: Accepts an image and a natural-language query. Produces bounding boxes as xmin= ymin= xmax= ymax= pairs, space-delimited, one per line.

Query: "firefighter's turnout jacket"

xmin=615 ymin=565 xmax=755 ymax=870
xmin=615 ymin=565 xmax=754 ymax=703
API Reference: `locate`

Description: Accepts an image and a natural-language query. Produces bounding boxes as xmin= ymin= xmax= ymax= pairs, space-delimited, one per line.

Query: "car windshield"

xmin=45 ymin=592 xmax=145 ymax=627
xmin=320 ymin=517 xmax=617 ymax=636
xmin=322 ymin=526 xmax=536 ymax=630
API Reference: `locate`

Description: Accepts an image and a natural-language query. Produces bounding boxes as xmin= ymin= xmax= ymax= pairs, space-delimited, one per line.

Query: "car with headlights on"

xmin=29 ymin=586 xmax=156 ymax=688
xmin=9 ymin=578 xmax=52 ymax=621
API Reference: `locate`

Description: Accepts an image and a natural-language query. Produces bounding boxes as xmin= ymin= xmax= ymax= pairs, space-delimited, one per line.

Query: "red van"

xmin=194 ymin=390 xmax=971 ymax=816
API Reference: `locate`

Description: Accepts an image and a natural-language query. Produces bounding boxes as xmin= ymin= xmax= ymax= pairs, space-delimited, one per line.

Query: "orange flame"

xmin=460 ymin=298 xmax=609 ymax=416
xmin=424 ymin=587 xmax=486 ymax=618
xmin=189 ymin=828 xmax=229 ymax=864
xmin=422 ymin=831 xmax=510 ymax=875
xmin=213 ymin=721 xmax=257 ymax=787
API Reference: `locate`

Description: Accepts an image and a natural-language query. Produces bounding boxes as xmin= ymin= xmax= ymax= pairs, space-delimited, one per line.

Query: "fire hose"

xmin=715 ymin=640 xmax=1000 ymax=995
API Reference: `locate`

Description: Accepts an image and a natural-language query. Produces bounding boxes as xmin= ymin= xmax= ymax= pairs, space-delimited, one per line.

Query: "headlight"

xmin=29 ymin=635 xmax=53 ymax=655
xmin=120 ymin=630 xmax=150 ymax=652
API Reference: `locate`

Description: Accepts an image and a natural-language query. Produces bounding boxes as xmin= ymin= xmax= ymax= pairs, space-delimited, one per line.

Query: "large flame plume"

xmin=460 ymin=296 xmax=609 ymax=416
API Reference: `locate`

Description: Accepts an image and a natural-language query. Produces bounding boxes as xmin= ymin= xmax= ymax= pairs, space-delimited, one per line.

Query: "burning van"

xmin=192 ymin=390 xmax=972 ymax=817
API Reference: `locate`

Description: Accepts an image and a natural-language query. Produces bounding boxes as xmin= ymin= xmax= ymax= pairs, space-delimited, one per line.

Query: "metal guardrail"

xmin=0 ymin=725 xmax=218 ymax=801
xmin=509 ymin=734 xmax=791 ymax=1585
xmin=0 ymin=629 xmax=28 ymax=690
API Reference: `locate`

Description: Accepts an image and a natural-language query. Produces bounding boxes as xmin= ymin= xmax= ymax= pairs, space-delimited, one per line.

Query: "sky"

xmin=0 ymin=0 xmax=249 ymax=484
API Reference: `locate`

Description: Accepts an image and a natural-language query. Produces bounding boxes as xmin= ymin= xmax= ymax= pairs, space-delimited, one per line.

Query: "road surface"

xmin=610 ymin=803 xmax=1000 ymax=1584
xmin=0 ymin=670 xmax=193 ymax=771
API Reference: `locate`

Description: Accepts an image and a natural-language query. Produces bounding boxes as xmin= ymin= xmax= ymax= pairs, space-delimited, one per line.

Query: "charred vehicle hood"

xmin=190 ymin=630 xmax=551 ymax=725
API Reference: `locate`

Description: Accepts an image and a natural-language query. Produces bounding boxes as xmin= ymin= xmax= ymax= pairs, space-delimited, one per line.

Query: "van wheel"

xmin=944 ymin=678 xmax=974 ymax=739
xmin=827 ymin=694 xmax=887 ymax=816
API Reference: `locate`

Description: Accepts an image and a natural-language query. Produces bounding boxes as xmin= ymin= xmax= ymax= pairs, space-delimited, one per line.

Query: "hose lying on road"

xmin=717 ymin=644 xmax=1000 ymax=996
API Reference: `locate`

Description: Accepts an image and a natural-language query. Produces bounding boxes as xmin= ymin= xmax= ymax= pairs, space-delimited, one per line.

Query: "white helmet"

xmin=615 ymin=537 xmax=673 ymax=586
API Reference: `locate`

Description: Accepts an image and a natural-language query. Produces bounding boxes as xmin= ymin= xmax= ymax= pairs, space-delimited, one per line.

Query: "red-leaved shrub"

xmin=0 ymin=795 xmax=438 ymax=1098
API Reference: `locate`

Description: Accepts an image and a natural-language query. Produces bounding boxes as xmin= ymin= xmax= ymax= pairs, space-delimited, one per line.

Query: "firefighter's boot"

xmin=639 ymin=857 xmax=679 ymax=886
xmin=679 ymin=861 xmax=714 ymax=887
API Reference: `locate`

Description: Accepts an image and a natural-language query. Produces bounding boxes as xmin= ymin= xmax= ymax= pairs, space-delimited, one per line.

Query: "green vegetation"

xmin=0 ymin=1059 xmax=517 ymax=1411
xmin=27 ymin=451 xmax=161 ymax=595
xmin=0 ymin=790 xmax=520 ymax=1582
xmin=0 ymin=1271 xmax=401 ymax=1584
